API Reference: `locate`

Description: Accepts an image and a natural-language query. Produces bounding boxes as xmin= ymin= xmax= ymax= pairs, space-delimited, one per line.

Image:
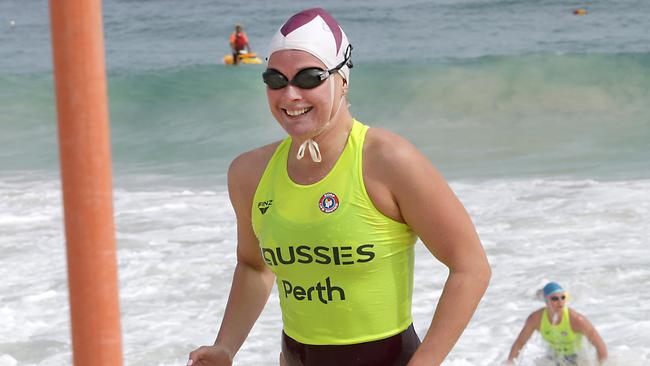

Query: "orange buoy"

xmin=573 ymin=8 xmax=588 ymax=15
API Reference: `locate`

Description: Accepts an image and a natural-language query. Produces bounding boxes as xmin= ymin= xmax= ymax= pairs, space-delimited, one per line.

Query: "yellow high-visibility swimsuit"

xmin=540 ymin=307 xmax=583 ymax=357
xmin=252 ymin=120 xmax=417 ymax=345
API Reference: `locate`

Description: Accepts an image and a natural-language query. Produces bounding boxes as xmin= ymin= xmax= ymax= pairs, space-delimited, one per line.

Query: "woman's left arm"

xmin=373 ymin=132 xmax=491 ymax=366
xmin=571 ymin=310 xmax=608 ymax=363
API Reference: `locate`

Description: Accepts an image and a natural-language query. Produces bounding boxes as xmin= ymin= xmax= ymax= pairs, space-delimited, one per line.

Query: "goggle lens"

xmin=262 ymin=69 xmax=289 ymax=89
xmin=550 ymin=295 xmax=566 ymax=302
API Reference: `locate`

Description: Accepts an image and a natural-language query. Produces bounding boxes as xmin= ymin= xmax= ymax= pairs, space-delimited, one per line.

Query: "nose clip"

xmin=296 ymin=139 xmax=322 ymax=163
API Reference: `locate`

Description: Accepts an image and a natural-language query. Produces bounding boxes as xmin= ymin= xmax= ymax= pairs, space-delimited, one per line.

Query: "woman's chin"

xmin=280 ymin=120 xmax=320 ymax=139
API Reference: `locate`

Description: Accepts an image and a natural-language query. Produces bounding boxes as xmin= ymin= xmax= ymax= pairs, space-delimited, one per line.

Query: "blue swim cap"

xmin=543 ymin=282 xmax=564 ymax=297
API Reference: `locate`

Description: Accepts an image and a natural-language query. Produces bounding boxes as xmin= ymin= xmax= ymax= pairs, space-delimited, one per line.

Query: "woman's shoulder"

xmin=567 ymin=307 xmax=590 ymax=330
xmin=363 ymin=126 xmax=429 ymax=171
xmin=528 ymin=308 xmax=546 ymax=324
xmin=228 ymin=140 xmax=282 ymax=192
xmin=363 ymin=126 xmax=442 ymax=186
xmin=364 ymin=126 xmax=414 ymax=156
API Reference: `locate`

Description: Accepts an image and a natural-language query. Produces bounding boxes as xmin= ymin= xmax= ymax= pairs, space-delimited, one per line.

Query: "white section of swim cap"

xmin=268 ymin=14 xmax=350 ymax=83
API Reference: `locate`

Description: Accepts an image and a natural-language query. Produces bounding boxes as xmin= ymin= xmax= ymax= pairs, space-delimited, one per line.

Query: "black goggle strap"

xmin=328 ymin=44 xmax=354 ymax=75
xmin=316 ymin=44 xmax=354 ymax=81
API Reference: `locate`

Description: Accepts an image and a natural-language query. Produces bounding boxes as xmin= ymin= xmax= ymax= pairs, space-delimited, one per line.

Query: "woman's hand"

xmin=187 ymin=344 xmax=233 ymax=366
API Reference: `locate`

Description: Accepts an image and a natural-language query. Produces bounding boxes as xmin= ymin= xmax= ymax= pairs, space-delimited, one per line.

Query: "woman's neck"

xmin=546 ymin=306 xmax=563 ymax=324
xmin=287 ymin=112 xmax=354 ymax=184
xmin=293 ymin=109 xmax=353 ymax=159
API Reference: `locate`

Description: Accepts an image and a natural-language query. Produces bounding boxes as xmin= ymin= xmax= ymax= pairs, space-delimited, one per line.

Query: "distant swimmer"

xmin=228 ymin=23 xmax=252 ymax=65
xmin=573 ymin=8 xmax=588 ymax=15
xmin=506 ymin=282 xmax=608 ymax=365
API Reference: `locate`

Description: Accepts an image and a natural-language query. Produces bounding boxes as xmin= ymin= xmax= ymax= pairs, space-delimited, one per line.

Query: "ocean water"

xmin=1 ymin=0 xmax=649 ymax=365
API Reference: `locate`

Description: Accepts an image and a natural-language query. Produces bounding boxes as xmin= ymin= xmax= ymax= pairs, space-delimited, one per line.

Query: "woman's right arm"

xmin=188 ymin=152 xmax=276 ymax=366
xmin=507 ymin=311 xmax=540 ymax=364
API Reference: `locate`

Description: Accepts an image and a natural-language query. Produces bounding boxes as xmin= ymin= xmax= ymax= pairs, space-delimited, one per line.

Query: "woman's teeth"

xmin=285 ymin=107 xmax=310 ymax=116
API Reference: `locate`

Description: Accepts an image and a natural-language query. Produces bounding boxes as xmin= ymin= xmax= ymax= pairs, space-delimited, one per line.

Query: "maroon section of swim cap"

xmin=280 ymin=8 xmax=343 ymax=55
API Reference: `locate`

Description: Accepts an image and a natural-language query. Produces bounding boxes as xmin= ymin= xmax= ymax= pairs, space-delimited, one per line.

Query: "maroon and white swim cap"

xmin=268 ymin=8 xmax=352 ymax=83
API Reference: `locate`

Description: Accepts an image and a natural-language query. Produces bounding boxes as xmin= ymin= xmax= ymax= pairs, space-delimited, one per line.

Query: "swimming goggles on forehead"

xmin=262 ymin=44 xmax=353 ymax=90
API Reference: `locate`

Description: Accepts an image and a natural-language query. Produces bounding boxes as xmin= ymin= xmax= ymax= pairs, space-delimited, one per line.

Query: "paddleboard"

xmin=224 ymin=52 xmax=262 ymax=65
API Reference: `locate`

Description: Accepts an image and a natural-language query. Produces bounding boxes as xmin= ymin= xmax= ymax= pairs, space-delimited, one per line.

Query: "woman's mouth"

xmin=284 ymin=107 xmax=312 ymax=117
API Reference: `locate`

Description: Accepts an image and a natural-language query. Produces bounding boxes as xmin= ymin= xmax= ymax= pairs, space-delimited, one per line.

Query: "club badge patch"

xmin=318 ymin=192 xmax=339 ymax=213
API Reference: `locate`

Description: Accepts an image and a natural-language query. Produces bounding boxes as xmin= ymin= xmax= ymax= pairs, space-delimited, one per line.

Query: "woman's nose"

xmin=282 ymin=84 xmax=303 ymax=100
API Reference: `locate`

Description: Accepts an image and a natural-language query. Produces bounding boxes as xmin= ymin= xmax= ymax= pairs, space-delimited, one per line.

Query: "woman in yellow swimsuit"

xmin=188 ymin=7 xmax=490 ymax=366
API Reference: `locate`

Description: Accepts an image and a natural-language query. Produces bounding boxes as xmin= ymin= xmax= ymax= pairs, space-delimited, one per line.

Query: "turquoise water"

xmin=1 ymin=1 xmax=649 ymax=365
xmin=1 ymin=1 xmax=649 ymax=185
xmin=2 ymin=52 xmax=649 ymax=184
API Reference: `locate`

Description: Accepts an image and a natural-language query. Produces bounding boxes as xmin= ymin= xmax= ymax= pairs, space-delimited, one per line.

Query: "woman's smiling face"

xmin=265 ymin=49 xmax=345 ymax=140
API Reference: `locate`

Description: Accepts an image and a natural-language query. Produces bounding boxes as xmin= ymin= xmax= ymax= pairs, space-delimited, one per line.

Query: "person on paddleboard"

xmin=229 ymin=23 xmax=252 ymax=65
xmin=189 ymin=7 xmax=490 ymax=366
xmin=507 ymin=282 xmax=608 ymax=365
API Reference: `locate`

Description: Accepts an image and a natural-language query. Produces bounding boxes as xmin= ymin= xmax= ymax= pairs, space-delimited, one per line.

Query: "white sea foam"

xmin=1 ymin=177 xmax=649 ymax=365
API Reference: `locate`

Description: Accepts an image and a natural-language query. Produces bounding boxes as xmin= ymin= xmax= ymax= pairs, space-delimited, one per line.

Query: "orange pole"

xmin=49 ymin=0 xmax=123 ymax=365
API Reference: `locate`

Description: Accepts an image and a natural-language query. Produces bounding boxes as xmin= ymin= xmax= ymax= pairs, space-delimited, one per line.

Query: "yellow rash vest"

xmin=540 ymin=307 xmax=583 ymax=356
xmin=252 ymin=120 xmax=417 ymax=345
